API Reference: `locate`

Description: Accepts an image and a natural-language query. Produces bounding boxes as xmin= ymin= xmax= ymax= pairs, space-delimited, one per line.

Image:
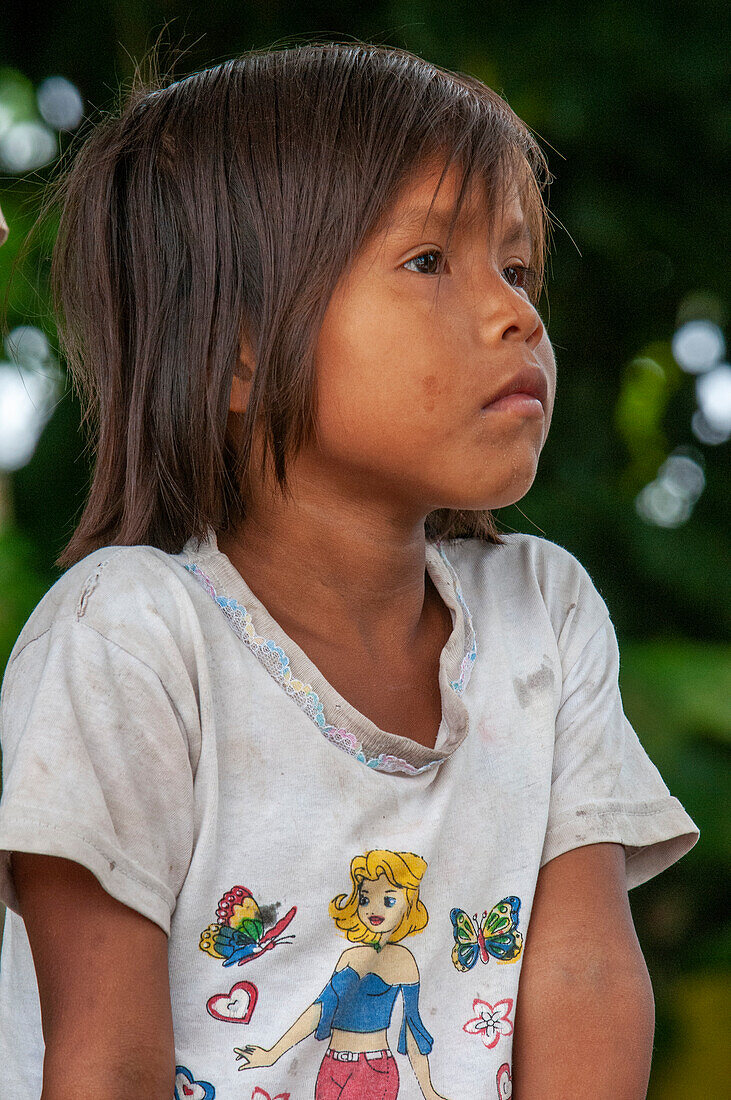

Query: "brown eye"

xmin=403 ymin=249 xmax=447 ymax=275
xmin=504 ymin=264 xmax=539 ymax=296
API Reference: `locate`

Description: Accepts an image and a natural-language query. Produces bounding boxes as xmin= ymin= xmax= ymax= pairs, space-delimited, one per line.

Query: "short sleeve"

xmin=398 ymin=982 xmax=434 ymax=1055
xmin=541 ymin=611 xmax=699 ymax=889
xmin=0 ymin=618 xmax=196 ymax=935
xmin=313 ymin=973 xmax=339 ymax=1040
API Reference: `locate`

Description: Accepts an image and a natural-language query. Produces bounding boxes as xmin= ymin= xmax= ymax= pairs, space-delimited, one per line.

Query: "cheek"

xmin=315 ymin=302 xmax=453 ymax=445
xmin=420 ymin=372 xmax=448 ymax=416
xmin=314 ymin=363 xmax=458 ymax=476
xmin=541 ymin=338 xmax=557 ymax=418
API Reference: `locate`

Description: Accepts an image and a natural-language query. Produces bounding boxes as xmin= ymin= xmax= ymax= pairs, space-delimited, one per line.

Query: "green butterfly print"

xmin=450 ymin=896 xmax=524 ymax=971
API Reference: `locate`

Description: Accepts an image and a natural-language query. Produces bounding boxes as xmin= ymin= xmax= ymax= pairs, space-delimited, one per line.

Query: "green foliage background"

xmin=0 ymin=2 xmax=728 ymax=1092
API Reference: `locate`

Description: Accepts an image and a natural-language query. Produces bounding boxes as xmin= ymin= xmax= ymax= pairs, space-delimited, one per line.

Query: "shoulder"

xmin=335 ymin=946 xmax=365 ymax=972
xmin=3 ymin=541 xmax=204 ymax=689
xmin=441 ymin=534 xmax=610 ymax=657
xmin=386 ymin=943 xmax=419 ymax=983
xmin=441 ymin=532 xmax=601 ymax=598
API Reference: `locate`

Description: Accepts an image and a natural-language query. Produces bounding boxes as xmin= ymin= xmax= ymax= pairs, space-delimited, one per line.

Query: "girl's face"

xmin=357 ymin=874 xmax=409 ymax=938
xmin=311 ymin=159 xmax=556 ymax=518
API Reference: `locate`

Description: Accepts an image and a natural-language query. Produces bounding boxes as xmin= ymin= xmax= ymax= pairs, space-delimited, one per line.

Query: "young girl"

xmin=0 ymin=40 xmax=698 ymax=1100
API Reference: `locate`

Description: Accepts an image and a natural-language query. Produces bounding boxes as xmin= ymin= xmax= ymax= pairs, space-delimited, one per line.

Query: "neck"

xmin=217 ymin=477 xmax=441 ymax=661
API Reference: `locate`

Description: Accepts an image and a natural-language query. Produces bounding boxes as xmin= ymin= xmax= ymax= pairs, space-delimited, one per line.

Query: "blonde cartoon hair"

xmin=329 ymin=850 xmax=429 ymax=945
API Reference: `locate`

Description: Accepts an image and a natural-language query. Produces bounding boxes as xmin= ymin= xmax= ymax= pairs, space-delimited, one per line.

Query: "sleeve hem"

xmin=540 ymin=795 xmax=700 ymax=889
xmin=0 ymin=813 xmax=175 ymax=936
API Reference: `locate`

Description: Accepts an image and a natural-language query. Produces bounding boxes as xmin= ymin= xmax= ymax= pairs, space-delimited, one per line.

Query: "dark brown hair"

xmin=46 ymin=39 xmax=553 ymax=570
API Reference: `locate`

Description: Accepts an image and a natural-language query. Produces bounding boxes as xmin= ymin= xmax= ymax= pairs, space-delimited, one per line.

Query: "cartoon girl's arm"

xmin=405 ymin=1028 xmax=449 ymax=1100
xmin=400 ymin=983 xmax=451 ymax=1100
xmin=235 ymin=951 xmax=352 ymax=1070
xmin=234 ymin=1000 xmax=322 ymax=1069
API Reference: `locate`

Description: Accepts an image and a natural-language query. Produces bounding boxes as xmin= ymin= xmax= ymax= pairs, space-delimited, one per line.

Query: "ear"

xmin=229 ymin=349 xmax=254 ymax=414
xmin=229 ymin=372 xmax=250 ymax=414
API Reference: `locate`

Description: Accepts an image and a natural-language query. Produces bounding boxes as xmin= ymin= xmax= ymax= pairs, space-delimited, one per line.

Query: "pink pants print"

xmin=315 ymin=1048 xmax=399 ymax=1099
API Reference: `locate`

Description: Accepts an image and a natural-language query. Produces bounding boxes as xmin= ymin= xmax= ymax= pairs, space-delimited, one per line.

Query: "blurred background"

xmin=0 ymin=2 xmax=728 ymax=1093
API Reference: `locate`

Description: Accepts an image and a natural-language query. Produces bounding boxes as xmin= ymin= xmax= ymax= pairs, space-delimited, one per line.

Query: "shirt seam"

xmin=2 ymin=617 xmax=190 ymax=728
xmin=8 ymin=616 xmax=171 ymax=683
xmin=3 ymin=545 xmax=165 ymax=670
xmin=559 ymin=612 xmax=612 ymax=683
xmin=547 ymin=798 xmax=681 ymax=821
xmin=0 ymin=812 xmax=174 ymax=906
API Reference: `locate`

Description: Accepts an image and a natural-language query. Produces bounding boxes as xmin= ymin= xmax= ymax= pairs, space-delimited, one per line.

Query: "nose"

xmin=498 ymin=281 xmax=544 ymax=349
xmin=475 ymin=265 xmax=545 ymax=351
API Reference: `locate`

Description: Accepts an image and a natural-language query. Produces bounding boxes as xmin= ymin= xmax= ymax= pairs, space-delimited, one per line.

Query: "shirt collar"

xmin=177 ymin=527 xmax=476 ymax=775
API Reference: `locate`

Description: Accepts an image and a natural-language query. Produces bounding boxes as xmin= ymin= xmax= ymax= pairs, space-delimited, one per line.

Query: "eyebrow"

xmin=501 ymin=219 xmax=534 ymax=250
xmin=393 ymin=205 xmax=533 ymax=250
xmin=395 ymin=205 xmax=456 ymax=232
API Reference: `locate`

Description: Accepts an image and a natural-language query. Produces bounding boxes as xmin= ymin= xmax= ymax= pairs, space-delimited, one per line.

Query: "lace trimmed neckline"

xmin=177 ymin=529 xmax=476 ymax=776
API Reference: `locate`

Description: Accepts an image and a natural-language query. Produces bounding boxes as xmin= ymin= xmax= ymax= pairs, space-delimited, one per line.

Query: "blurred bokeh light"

xmin=36 ymin=76 xmax=84 ymax=132
xmin=695 ymin=364 xmax=731 ymax=437
xmin=0 ymin=120 xmax=57 ymax=173
xmin=0 ymin=326 xmax=63 ymax=471
xmin=0 ymin=68 xmax=82 ymax=174
xmin=672 ymin=320 xmax=725 ymax=375
xmin=635 ymin=447 xmax=707 ymax=529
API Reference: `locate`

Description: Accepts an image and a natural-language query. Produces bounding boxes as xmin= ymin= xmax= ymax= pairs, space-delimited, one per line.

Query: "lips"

xmin=484 ymin=365 xmax=548 ymax=408
xmin=369 ymin=916 xmax=385 ymax=925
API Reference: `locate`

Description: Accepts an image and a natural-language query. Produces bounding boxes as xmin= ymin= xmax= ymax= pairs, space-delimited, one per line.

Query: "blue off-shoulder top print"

xmin=314 ymin=965 xmax=434 ymax=1054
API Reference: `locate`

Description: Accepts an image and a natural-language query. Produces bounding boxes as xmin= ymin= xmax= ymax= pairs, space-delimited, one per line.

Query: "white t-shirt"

xmin=0 ymin=528 xmax=698 ymax=1100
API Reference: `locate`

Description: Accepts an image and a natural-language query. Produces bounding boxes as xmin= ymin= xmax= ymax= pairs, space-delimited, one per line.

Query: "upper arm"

xmin=398 ymin=946 xmax=419 ymax=983
xmin=513 ymin=843 xmax=655 ymax=1099
xmin=335 ymin=947 xmax=355 ymax=972
xmin=12 ymin=852 xmax=175 ymax=1091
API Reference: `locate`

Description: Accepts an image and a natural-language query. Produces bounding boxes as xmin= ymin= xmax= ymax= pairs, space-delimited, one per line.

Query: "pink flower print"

xmin=463 ymin=996 xmax=514 ymax=1049
xmin=496 ymin=1061 xmax=513 ymax=1098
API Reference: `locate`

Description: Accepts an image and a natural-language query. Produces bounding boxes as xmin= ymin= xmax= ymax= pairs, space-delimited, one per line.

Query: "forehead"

xmin=380 ymin=160 xmax=530 ymax=246
xmin=358 ymin=873 xmax=400 ymax=892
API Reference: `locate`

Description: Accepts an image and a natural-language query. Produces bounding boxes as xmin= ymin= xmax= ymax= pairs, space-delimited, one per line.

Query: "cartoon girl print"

xmin=235 ymin=849 xmax=450 ymax=1100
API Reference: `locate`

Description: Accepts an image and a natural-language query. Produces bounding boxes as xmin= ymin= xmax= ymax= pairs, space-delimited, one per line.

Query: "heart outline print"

xmin=206 ymin=979 xmax=258 ymax=1023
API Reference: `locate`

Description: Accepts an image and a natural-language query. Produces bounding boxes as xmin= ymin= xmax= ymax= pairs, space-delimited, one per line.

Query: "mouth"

xmin=482 ymin=392 xmax=544 ymax=416
xmin=482 ymin=365 xmax=548 ymax=412
xmin=368 ymin=916 xmax=385 ymax=925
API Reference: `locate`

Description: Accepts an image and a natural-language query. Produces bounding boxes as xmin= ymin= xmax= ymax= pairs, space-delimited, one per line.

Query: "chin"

xmin=487 ymin=486 xmax=536 ymax=509
xmin=440 ymin=479 xmax=538 ymax=512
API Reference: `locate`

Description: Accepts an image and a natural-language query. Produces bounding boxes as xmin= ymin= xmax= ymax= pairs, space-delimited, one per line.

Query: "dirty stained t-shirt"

xmin=0 ymin=528 xmax=698 ymax=1099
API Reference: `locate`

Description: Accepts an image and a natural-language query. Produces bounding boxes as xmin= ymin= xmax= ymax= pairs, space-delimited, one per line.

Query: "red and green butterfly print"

xmin=199 ymin=885 xmax=296 ymax=967
xmin=449 ymin=896 xmax=523 ymax=971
